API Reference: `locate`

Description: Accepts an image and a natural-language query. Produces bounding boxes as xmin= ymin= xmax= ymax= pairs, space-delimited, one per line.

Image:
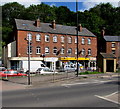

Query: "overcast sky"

xmin=1 ymin=0 xmax=120 ymax=12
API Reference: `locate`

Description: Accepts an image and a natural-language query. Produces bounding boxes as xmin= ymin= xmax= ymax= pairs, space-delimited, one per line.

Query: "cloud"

xmin=50 ymin=3 xmax=56 ymax=7
xmin=1 ymin=0 xmax=41 ymax=7
xmin=80 ymin=0 xmax=119 ymax=12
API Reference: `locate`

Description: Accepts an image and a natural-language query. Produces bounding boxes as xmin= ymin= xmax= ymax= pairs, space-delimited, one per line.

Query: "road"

xmin=2 ymin=76 xmax=119 ymax=107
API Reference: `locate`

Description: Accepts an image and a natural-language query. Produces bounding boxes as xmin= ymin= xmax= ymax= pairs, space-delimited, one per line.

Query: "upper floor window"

xmin=81 ymin=48 xmax=85 ymax=56
xmin=68 ymin=48 xmax=72 ymax=54
xmin=53 ymin=36 xmax=57 ymax=42
xmin=36 ymin=34 xmax=41 ymax=41
xmin=36 ymin=46 xmax=41 ymax=54
xmin=61 ymin=47 xmax=65 ymax=54
xmin=27 ymin=46 xmax=32 ymax=54
xmin=53 ymin=47 xmax=57 ymax=54
xmin=45 ymin=35 xmax=50 ymax=42
xmin=27 ymin=33 xmax=32 ymax=41
xmin=68 ymin=36 xmax=72 ymax=43
xmin=81 ymin=38 xmax=85 ymax=44
xmin=112 ymin=42 xmax=115 ymax=48
xmin=75 ymin=48 xmax=77 ymax=54
xmin=88 ymin=38 xmax=91 ymax=45
xmin=88 ymin=49 xmax=91 ymax=56
xmin=75 ymin=37 xmax=77 ymax=43
xmin=61 ymin=36 xmax=64 ymax=43
xmin=112 ymin=50 xmax=115 ymax=54
xmin=45 ymin=47 xmax=49 ymax=54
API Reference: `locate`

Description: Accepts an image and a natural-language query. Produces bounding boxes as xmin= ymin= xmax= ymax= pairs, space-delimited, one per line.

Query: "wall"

xmin=17 ymin=30 xmax=97 ymax=58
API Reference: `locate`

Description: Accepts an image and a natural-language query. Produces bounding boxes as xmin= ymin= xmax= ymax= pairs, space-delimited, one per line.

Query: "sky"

xmin=1 ymin=0 xmax=120 ymax=12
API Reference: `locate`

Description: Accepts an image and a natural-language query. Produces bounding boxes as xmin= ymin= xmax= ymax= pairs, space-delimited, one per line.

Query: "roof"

xmin=104 ymin=35 xmax=120 ymax=42
xmin=15 ymin=19 xmax=96 ymax=37
xmin=100 ymin=53 xmax=116 ymax=58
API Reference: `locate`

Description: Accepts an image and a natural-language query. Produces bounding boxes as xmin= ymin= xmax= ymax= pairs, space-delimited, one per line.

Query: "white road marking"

xmin=95 ymin=95 xmax=120 ymax=105
xmin=61 ymin=80 xmax=115 ymax=87
xmin=105 ymin=91 xmax=118 ymax=97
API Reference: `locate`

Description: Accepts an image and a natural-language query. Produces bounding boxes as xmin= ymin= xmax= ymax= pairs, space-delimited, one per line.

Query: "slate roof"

xmin=104 ymin=35 xmax=120 ymax=42
xmin=15 ymin=19 xmax=96 ymax=37
xmin=100 ymin=53 xmax=116 ymax=58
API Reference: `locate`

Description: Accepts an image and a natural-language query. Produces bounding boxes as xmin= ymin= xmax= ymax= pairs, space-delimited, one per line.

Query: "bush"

xmin=79 ymin=71 xmax=104 ymax=75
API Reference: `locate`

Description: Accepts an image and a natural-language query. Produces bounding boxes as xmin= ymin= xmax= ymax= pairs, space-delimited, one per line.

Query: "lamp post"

xmin=25 ymin=33 xmax=31 ymax=85
xmin=76 ymin=0 xmax=79 ymax=77
xmin=27 ymin=35 xmax=31 ymax=85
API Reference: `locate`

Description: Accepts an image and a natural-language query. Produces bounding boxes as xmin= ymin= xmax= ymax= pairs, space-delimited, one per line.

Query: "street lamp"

xmin=25 ymin=33 xmax=31 ymax=85
xmin=76 ymin=0 xmax=79 ymax=77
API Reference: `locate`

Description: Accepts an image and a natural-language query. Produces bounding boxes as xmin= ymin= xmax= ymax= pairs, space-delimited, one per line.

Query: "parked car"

xmin=59 ymin=65 xmax=76 ymax=72
xmin=0 ymin=67 xmax=6 ymax=71
xmin=36 ymin=67 xmax=58 ymax=74
xmin=0 ymin=69 xmax=27 ymax=77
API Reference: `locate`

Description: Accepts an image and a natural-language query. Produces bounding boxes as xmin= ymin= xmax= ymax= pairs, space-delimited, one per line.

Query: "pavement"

xmin=1 ymin=72 xmax=119 ymax=91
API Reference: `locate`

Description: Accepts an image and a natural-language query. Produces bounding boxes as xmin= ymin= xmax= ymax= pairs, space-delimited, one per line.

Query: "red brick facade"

xmin=16 ymin=30 xmax=97 ymax=58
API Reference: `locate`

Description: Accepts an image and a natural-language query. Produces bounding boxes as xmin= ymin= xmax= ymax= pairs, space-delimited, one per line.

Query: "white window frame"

xmin=45 ymin=35 xmax=50 ymax=42
xmin=68 ymin=48 xmax=72 ymax=54
xmin=88 ymin=49 xmax=91 ymax=56
xmin=61 ymin=36 xmax=64 ymax=43
xmin=112 ymin=43 xmax=115 ymax=48
xmin=61 ymin=47 xmax=65 ymax=54
xmin=75 ymin=37 xmax=77 ymax=43
xmin=53 ymin=36 xmax=57 ymax=42
xmin=27 ymin=46 xmax=32 ymax=54
xmin=68 ymin=36 xmax=72 ymax=43
xmin=53 ymin=47 xmax=57 ymax=54
xmin=45 ymin=47 xmax=49 ymax=54
xmin=36 ymin=34 xmax=41 ymax=41
xmin=75 ymin=48 xmax=77 ymax=54
xmin=81 ymin=48 xmax=85 ymax=56
xmin=27 ymin=33 xmax=32 ymax=41
xmin=82 ymin=38 xmax=85 ymax=44
xmin=88 ymin=38 xmax=91 ymax=45
xmin=36 ymin=46 xmax=41 ymax=54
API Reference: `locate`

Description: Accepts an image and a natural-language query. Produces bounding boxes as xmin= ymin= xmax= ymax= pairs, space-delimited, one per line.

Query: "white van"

xmin=22 ymin=61 xmax=46 ymax=73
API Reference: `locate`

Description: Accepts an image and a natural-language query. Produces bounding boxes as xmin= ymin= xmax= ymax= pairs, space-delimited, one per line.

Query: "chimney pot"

xmin=52 ymin=20 xmax=56 ymax=29
xmin=101 ymin=27 xmax=105 ymax=37
xmin=36 ymin=18 xmax=40 ymax=27
xmin=78 ymin=24 xmax=82 ymax=32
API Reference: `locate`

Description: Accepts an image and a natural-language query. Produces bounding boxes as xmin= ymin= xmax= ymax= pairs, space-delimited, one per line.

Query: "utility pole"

xmin=28 ymin=34 xmax=31 ymax=85
xmin=76 ymin=0 xmax=79 ymax=77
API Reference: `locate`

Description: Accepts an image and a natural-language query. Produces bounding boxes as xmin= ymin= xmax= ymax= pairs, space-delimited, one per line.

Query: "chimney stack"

xmin=101 ymin=27 xmax=105 ymax=37
xmin=78 ymin=24 xmax=82 ymax=32
xmin=52 ymin=20 xmax=56 ymax=29
xmin=35 ymin=18 xmax=40 ymax=27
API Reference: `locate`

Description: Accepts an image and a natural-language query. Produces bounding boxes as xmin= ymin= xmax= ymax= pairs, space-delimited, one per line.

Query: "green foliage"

xmin=79 ymin=71 xmax=104 ymax=75
xmin=2 ymin=2 xmax=120 ymax=45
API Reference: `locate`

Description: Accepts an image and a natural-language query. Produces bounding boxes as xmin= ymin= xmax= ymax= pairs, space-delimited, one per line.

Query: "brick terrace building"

xmin=97 ymin=29 xmax=120 ymax=72
xmin=3 ymin=19 xmax=97 ymax=72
